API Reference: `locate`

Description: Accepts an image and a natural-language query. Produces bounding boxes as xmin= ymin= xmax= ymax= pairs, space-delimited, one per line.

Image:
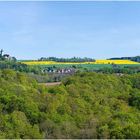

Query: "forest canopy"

xmin=0 ymin=69 xmax=140 ymax=138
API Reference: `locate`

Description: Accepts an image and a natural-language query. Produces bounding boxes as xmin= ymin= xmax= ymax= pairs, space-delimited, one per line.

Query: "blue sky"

xmin=0 ymin=1 xmax=140 ymax=59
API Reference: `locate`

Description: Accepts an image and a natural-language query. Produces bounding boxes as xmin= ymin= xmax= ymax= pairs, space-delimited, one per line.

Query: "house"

xmin=116 ymin=73 xmax=124 ymax=76
xmin=42 ymin=67 xmax=76 ymax=74
xmin=3 ymin=54 xmax=10 ymax=59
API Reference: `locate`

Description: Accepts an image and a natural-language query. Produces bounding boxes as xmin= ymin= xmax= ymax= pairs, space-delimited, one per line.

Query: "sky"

xmin=0 ymin=1 xmax=140 ymax=59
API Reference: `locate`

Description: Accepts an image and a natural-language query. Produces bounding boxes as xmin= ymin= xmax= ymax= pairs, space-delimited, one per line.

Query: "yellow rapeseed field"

xmin=22 ymin=60 xmax=140 ymax=65
xmin=91 ymin=60 xmax=140 ymax=64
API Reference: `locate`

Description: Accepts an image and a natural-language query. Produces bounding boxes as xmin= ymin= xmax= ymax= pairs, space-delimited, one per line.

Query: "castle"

xmin=0 ymin=49 xmax=16 ymax=61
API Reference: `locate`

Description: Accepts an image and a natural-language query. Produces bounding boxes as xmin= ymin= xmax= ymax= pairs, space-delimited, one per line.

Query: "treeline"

xmin=0 ymin=60 xmax=42 ymax=74
xmin=110 ymin=56 xmax=140 ymax=62
xmin=0 ymin=69 xmax=140 ymax=138
xmin=98 ymin=65 xmax=140 ymax=74
xmin=38 ymin=57 xmax=95 ymax=62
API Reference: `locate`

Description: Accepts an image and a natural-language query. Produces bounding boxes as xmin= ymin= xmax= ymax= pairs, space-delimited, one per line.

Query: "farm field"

xmin=22 ymin=59 xmax=140 ymax=65
xmin=36 ymin=64 xmax=113 ymax=71
xmin=21 ymin=60 xmax=140 ymax=70
xmin=36 ymin=64 xmax=140 ymax=71
xmin=21 ymin=60 xmax=140 ymax=71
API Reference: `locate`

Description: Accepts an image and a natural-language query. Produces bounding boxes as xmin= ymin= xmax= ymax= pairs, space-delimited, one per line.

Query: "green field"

xmin=32 ymin=64 xmax=140 ymax=71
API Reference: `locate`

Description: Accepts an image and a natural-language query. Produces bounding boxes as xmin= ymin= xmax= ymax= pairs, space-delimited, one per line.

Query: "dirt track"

xmin=45 ymin=82 xmax=61 ymax=86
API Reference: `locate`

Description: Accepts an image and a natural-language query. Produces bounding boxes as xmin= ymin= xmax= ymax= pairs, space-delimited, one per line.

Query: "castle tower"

xmin=0 ymin=49 xmax=3 ymax=57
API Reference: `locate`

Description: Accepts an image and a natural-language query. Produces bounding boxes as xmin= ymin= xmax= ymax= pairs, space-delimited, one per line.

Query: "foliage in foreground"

xmin=0 ymin=69 xmax=140 ymax=138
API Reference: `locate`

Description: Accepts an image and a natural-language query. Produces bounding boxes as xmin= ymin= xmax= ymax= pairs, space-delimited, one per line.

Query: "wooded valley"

xmin=0 ymin=69 xmax=140 ymax=138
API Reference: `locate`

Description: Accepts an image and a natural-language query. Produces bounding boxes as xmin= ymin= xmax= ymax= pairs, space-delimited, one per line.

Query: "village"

xmin=43 ymin=67 xmax=76 ymax=74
